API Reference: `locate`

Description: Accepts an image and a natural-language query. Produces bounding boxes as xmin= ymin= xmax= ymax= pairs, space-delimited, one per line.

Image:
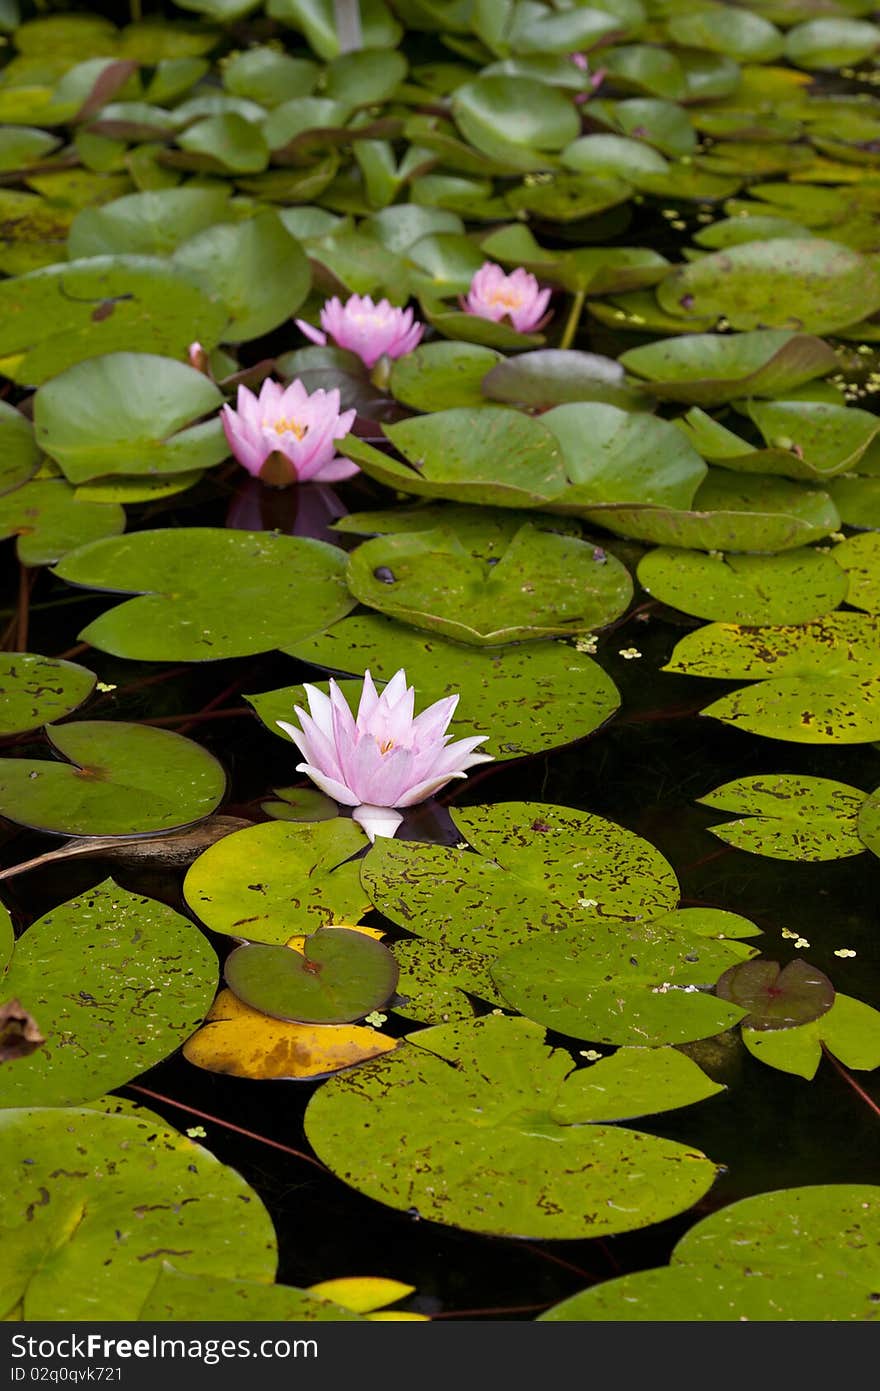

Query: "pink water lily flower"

xmin=220 ymin=377 xmax=357 ymax=487
xmin=295 ymin=294 xmax=424 ymax=369
xmin=462 ymin=262 xmax=552 ymax=333
xmin=277 ymin=669 xmax=493 ymax=842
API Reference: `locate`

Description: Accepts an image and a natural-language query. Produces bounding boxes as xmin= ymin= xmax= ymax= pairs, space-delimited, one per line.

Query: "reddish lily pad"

xmin=714 ymin=959 xmax=835 ymax=1031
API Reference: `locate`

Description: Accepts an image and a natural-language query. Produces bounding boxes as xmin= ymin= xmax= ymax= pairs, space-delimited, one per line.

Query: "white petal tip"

xmin=352 ymin=803 xmax=404 ymax=843
xmin=275 ymin=720 xmax=300 ymax=740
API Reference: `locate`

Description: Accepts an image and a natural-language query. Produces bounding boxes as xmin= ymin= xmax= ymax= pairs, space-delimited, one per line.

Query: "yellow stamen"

xmin=487 ymin=289 xmax=523 ymax=309
xmin=379 ymin=738 xmax=394 ymax=755
xmin=267 ymin=416 xmax=307 ymax=440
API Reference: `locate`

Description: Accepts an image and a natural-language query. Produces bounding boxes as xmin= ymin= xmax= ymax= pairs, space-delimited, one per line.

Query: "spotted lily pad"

xmin=0 ymin=880 xmax=218 ymax=1108
xmin=0 ymin=1106 xmax=277 ymax=1320
xmin=34 ymin=352 xmax=226 ymax=483
xmin=492 ymin=918 xmax=753 ymax=1047
xmin=184 ymin=819 xmax=371 ymax=945
xmin=656 ymin=238 xmax=880 ymax=334
xmin=183 ymin=987 xmax=397 ymax=1081
xmin=0 ymin=653 xmax=96 ymax=736
xmin=304 ymin=1014 xmax=721 ymax=1239
xmin=278 ymin=610 xmax=620 ymax=761
xmin=346 ymin=521 xmax=632 ymax=645
xmin=666 ymin=614 xmax=880 ymax=743
xmin=53 ymin=528 xmax=355 ymax=661
xmin=618 ymin=330 xmax=838 ymax=407
xmin=699 ymin=774 xmax=868 ymax=861
xmin=636 ymin=546 xmax=848 ymax=624
xmin=224 ymin=931 xmax=399 ymax=1025
xmin=139 ymin=1267 xmax=364 ymax=1322
xmin=0 ymin=719 xmax=225 ymax=836
xmin=390 ymin=938 xmax=504 ymax=1024
xmin=832 ymin=532 xmax=880 ymax=612
xmin=0 ymin=255 xmax=229 ymax=385
xmin=0 ymin=479 xmax=125 ymax=566
xmin=715 ymin=958 xmax=835 ymax=1031
xmin=540 ymin=1184 xmax=880 ymax=1320
xmin=362 ymin=801 xmax=681 ymax=953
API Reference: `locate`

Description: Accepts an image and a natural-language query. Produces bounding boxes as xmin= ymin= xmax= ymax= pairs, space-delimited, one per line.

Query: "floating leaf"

xmin=0 ymin=1106 xmax=276 ymax=1320
xmin=785 ymin=17 xmax=880 ymax=68
xmin=667 ymin=614 xmax=880 ymax=743
xmin=832 ymin=532 xmax=880 ymax=613
xmin=183 ymin=987 xmax=397 ymax=1080
xmin=482 ymin=350 xmax=649 ymax=411
xmin=177 ymin=113 xmax=269 ymax=173
xmin=279 ymin=609 xmax=620 ymax=761
xmin=391 ymin=938 xmax=503 ymax=1024
xmin=699 ymin=774 xmax=867 ymax=861
xmin=668 ymin=8 xmax=784 ymax=61
xmin=173 ymin=210 xmax=311 ymax=343
xmin=305 ymin=1014 xmax=720 ymax=1239
xmin=224 ymin=930 xmax=399 ymax=1025
xmin=0 ymin=400 xmax=40 ymax=496
xmin=492 ymin=918 xmax=752 ymax=1047
xmin=389 ymin=341 xmax=503 ymax=411
xmin=0 ymin=255 xmax=229 ymax=385
xmin=184 ymin=819 xmax=371 ymax=945
xmin=636 ymin=547 xmax=847 ymax=625
xmin=0 ymin=720 xmax=225 ymax=836
xmin=452 ymin=75 xmax=580 ymax=166
xmin=715 ymin=958 xmax=835 ymax=1031
xmin=0 ymin=880 xmax=217 ymax=1108
xmin=0 ymin=654 xmax=95 ymax=736
xmin=139 ymin=1268 xmax=364 ymax=1322
xmin=743 ymin=993 xmax=880 ymax=1078
xmin=746 ymin=400 xmax=880 ymax=481
xmin=260 ymin=785 xmax=339 ymax=822
xmin=583 ymin=469 xmax=840 ymax=553
xmin=589 ymin=97 xmax=697 ymax=158
xmin=67 ymin=186 xmax=232 ymax=258
xmin=35 ymin=352 xmax=225 ymax=483
xmin=541 ymin=1184 xmax=880 ymax=1320
xmin=0 ymin=479 xmax=125 ymax=566
xmin=54 ymin=528 xmax=355 ymax=661
xmin=346 ymin=521 xmax=632 ymax=644
xmin=618 ymin=330 xmax=837 ymax=407
xmin=479 ymin=223 xmax=670 ymax=296
xmin=656 ymin=238 xmax=880 ymax=335
xmin=363 ymin=801 xmax=680 ymax=953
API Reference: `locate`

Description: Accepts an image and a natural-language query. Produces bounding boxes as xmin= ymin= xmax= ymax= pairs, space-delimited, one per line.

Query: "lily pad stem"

xmin=559 ymin=290 xmax=585 ymax=351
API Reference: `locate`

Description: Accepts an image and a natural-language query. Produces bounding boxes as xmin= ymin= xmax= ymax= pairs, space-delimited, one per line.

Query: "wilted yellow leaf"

xmin=307 ymin=1276 xmax=415 ymax=1314
xmin=286 ymin=922 xmax=385 ymax=953
xmin=182 ymin=989 xmax=398 ymax=1080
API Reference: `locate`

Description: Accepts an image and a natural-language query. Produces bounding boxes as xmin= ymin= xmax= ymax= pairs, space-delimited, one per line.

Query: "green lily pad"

xmin=0 ymin=653 xmax=95 ymax=736
xmin=0 ymin=188 xmax=72 ymax=275
xmin=0 ymin=719 xmax=225 ymax=836
xmin=667 ymin=614 xmax=880 ymax=743
xmin=562 ymin=132 xmax=671 ymax=180
xmin=636 ymin=546 xmax=848 ymax=624
xmin=184 ymin=818 xmax=371 ymax=945
xmin=826 ymin=476 xmax=880 ymax=529
xmin=53 ymin=528 xmax=355 ymax=662
xmin=304 ymin=1014 xmax=720 ymax=1239
xmin=139 ymin=1268 xmax=364 ymax=1322
xmin=618 ymin=330 xmax=837 ymax=407
xmin=715 ymin=958 xmax=835 ymax=1031
xmin=746 ymin=399 xmax=880 ymax=481
xmin=389 ymin=341 xmax=503 ymax=411
xmin=391 ymin=938 xmax=503 ymax=1024
xmin=588 ymin=97 xmax=697 ymax=158
xmin=225 ymin=931 xmax=399 ymax=1024
xmin=74 ymin=471 xmax=204 ymax=504
xmin=67 ymin=186 xmax=232 ymax=258
xmin=362 ymin=801 xmax=681 ymax=953
xmin=694 ymin=214 xmax=812 ymax=249
xmin=656 ymin=238 xmax=880 ymax=334
xmin=223 ymin=45 xmax=319 ymax=106
xmin=785 ymin=17 xmax=880 ymax=67
xmin=452 ymin=75 xmax=580 ymax=165
xmin=541 ymin=402 xmax=708 ymax=510
xmin=743 ymin=993 xmax=880 ymax=1078
xmin=0 ymin=399 xmax=40 ymax=496
xmin=173 ymin=210 xmax=310 ymax=343
xmin=492 ymin=918 xmax=752 ymax=1047
xmin=34 ymin=352 xmax=225 ymax=483
xmin=0 ymin=1106 xmax=277 ymax=1320
xmin=589 ymin=287 xmax=716 ymax=336
xmin=668 ymin=8 xmax=784 ymax=60
xmin=260 ymin=785 xmax=339 ymax=822
xmin=0 ymin=880 xmax=218 ymax=1108
xmin=479 ymin=223 xmax=670 ymax=296
xmin=418 ymin=296 xmax=546 ymax=350
xmin=858 ymin=785 xmax=880 ymax=858
xmin=346 ymin=521 xmax=632 ymax=645
xmin=0 ymin=125 xmax=60 ymax=171
xmin=482 ymin=350 xmax=649 ymax=410
xmin=699 ymin=774 xmax=867 ymax=861
xmin=504 ymin=172 xmax=632 ymax=224
xmin=583 ymin=469 xmax=840 ymax=553
xmin=177 ymin=113 xmax=269 ymax=174
xmin=0 ymin=255 xmax=229 ymax=385
xmin=541 ymin=1184 xmax=880 ymax=1320
xmin=0 ymin=479 xmax=125 ymax=566
xmin=278 ymin=610 xmax=620 ymax=760
xmin=832 ymin=532 xmax=880 ymax=612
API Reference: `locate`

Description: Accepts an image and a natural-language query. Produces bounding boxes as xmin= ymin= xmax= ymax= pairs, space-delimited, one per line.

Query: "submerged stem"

xmin=822 ymin=1044 xmax=880 ymax=1118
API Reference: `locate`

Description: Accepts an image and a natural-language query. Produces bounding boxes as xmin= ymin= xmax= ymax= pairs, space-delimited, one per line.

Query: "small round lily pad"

xmin=224 ymin=930 xmax=400 ymax=1025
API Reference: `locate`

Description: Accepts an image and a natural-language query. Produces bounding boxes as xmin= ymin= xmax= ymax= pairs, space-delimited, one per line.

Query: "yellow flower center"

xmin=268 ymin=416 xmax=307 ymax=440
xmin=488 ymin=288 xmax=523 ymax=309
xmin=379 ymin=738 xmax=395 ymax=755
